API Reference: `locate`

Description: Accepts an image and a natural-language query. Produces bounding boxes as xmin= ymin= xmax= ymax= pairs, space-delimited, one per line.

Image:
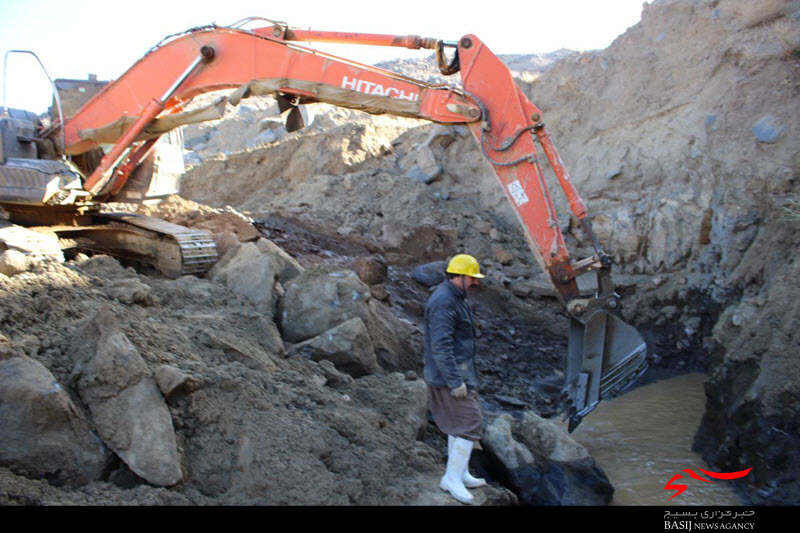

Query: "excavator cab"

xmin=0 ymin=52 xmax=218 ymax=276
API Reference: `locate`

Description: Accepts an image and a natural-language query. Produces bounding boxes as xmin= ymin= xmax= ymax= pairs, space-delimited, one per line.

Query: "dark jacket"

xmin=422 ymin=279 xmax=478 ymax=389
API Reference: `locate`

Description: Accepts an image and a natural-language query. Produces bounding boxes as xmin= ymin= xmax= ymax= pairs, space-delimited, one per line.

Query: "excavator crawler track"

xmin=1 ymin=208 xmax=219 ymax=278
xmin=86 ymin=213 xmax=219 ymax=277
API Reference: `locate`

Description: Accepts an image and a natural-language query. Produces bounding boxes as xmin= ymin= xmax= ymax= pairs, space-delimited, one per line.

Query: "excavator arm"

xmin=47 ymin=18 xmax=647 ymax=429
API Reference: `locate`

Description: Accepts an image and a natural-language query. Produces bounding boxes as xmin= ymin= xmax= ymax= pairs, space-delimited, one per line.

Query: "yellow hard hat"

xmin=446 ymin=254 xmax=485 ymax=278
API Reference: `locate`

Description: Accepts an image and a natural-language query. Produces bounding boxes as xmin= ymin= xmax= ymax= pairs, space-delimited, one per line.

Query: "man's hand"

xmin=450 ymin=383 xmax=468 ymax=399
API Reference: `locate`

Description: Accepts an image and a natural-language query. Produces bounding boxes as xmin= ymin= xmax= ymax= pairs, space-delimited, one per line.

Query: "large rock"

xmin=105 ymin=277 xmax=153 ymax=305
xmin=279 ymin=267 xmax=421 ymax=372
xmin=353 ymin=255 xmax=388 ymax=285
xmin=315 ymin=359 xmax=355 ymax=388
xmin=155 ymin=364 xmax=198 ymax=398
xmin=279 ymin=268 xmax=372 ymax=343
xmin=402 ymin=145 xmax=443 ymax=184
xmin=72 ymin=309 xmax=183 ymax=486
xmin=197 ymin=329 xmax=279 ymax=373
xmin=255 ymin=237 xmax=304 ymax=282
xmin=410 ymin=260 xmax=447 ymax=287
xmin=288 ymin=317 xmax=378 ymax=377
xmin=365 ymin=299 xmax=421 ymax=372
xmin=0 ymin=356 xmax=109 ymax=486
xmin=0 ymin=249 xmax=29 ymax=277
xmin=482 ymin=411 xmax=613 ymax=505
xmin=210 ymin=242 xmax=280 ymax=316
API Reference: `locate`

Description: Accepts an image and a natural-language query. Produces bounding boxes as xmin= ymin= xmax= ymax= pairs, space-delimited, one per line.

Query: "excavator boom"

xmin=2 ymin=18 xmax=648 ymax=429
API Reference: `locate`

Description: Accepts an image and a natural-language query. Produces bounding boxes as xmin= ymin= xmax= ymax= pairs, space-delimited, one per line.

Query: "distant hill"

xmin=373 ymin=49 xmax=580 ymax=84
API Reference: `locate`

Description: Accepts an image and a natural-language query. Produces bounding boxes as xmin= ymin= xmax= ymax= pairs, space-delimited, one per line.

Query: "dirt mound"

xmin=0 ymin=247 xmax=519 ymax=504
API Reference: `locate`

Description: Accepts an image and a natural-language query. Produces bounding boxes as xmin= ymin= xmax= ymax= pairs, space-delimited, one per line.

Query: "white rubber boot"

xmin=440 ymin=437 xmax=475 ymax=504
xmin=448 ymin=435 xmax=487 ymax=488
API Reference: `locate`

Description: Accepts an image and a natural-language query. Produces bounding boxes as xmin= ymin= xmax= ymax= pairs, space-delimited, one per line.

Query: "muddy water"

xmin=570 ymin=373 xmax=742 ymax=506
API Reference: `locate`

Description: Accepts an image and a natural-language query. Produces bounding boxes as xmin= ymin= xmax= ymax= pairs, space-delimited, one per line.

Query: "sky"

xmin=0 ymin=0 xmax=647 ymax=114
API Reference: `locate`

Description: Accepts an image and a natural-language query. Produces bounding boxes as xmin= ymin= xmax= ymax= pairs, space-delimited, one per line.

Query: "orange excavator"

xmin=0 ymin=17 xmax=647 ymax=429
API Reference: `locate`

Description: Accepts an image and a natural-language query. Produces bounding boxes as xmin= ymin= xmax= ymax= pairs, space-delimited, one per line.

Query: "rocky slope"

xmin=0 ymin=234 xmax=515 ymax=505
xmin=517 ymin=0 xmax=799 ymax=504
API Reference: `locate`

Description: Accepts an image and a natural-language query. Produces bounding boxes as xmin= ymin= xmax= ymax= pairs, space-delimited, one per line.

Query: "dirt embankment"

xmin=518 ymin=0 xmax=799 ymax=504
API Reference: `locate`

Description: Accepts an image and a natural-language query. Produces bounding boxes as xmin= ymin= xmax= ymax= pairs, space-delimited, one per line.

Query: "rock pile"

xmin=482 ymin=408 xmax=613 ymax=506
xmin=1 ymin=204 xmax=592 ymax=505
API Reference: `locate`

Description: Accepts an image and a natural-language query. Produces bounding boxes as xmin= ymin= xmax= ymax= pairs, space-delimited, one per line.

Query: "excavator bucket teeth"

xmin=563 ymin=310 xmax=648 ymax=432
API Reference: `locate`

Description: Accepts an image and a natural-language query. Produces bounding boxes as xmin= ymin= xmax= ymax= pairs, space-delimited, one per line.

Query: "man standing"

xmin=423 ymin=254 xmax=487 ymax=505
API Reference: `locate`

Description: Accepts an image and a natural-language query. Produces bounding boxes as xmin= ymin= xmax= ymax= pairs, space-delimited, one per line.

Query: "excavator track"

xmin=1 ymin=208 xmax=219 ymax=278
xmin=79 ymin=213 xmax=219 ymax=277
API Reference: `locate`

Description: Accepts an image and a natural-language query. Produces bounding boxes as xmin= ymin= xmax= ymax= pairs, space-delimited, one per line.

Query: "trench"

xmin=569 ymin=372 xmax=742 ymax=505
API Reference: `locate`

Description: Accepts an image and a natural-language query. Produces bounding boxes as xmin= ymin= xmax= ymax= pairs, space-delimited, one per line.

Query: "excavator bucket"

xmin=275 ymin=91 xmax=295 ymax=113
xmin=563 ymin=309 xmax=648 ymax=432
xmin=285 ymin=107 xmax=305 ymax=132
xmin=275 ymin=92 xmax=305 ymax=132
